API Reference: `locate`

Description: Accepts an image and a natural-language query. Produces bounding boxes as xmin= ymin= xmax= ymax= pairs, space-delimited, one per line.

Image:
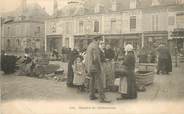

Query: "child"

xmin=73 ymin=56 xmax=86 ymax=92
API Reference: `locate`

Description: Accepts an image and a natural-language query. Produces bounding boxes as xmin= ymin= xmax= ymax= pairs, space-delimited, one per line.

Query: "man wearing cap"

xmin=85 ymin=36 xmax=111 ymax=103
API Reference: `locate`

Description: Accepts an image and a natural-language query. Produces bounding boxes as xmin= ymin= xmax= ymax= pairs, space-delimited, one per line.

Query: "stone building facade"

xmin=1 ymin=0 xmax=49 ymax=53
xmin=45 ymin=0 xmax=143 ymax=52
xmin=2 ymin=20 xmax=45 ymax=52
xmin=45 ymin=0 xmax=184 ymax=53
xmin=0 ymin=17 xmax=2 ymax=53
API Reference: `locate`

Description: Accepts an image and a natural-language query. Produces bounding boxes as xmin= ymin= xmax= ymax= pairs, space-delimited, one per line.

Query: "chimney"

xmin=111 ymin=0 xmax=118 ymax=11
xmin=151 ymin=0 xmax=160 ymax=6
xmin=95 ymin=3 xmax=104 ymax=13
xmin=130 ymin=0 xmax=137 ymax=9
xmin=53 ymin=0 xmax=58 ymax=17
xmin=21 ymin=0 xmax=27 ymax=13
xmin=176 ymin=0 xmax=184 ymax=4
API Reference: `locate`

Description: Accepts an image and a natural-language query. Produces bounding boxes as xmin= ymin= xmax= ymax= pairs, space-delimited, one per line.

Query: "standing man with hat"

xmin=85 ymin=36 xmax=111 ymax=103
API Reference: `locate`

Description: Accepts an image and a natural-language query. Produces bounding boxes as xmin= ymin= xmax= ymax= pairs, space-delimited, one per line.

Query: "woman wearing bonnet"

xmin=117 ymin=44 xmax=137 ymax=100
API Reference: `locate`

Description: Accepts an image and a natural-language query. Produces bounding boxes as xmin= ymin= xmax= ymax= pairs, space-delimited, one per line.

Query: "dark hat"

xmin=93 ymin=36 xmax=102 ymax=40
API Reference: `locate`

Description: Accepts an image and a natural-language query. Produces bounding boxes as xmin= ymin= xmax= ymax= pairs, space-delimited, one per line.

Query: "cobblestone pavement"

xmin=1 ymin=63 xmax=184 ymax=114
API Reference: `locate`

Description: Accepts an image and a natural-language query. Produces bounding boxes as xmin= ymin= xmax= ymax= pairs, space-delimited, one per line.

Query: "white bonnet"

xmin=24 ymin=54 xmax=29 ymax=57
xmin=125 ymin=44 xmax=133 ymax=52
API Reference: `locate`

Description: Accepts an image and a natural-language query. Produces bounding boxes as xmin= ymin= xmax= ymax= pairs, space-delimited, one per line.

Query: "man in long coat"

xmin=157 ymin=43 xmax=172 ymax=74
xmin=104 ymin=44 xmax=115 ymax=90
xmin=85 ymin=36 xmax=110 ymax=103
xmin=67 ymin=49 xmax=79 ymax=87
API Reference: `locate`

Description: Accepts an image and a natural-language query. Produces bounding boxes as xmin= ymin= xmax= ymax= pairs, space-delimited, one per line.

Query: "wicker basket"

xmin=136 ymin=63 xmax=156 ymax=86
xmin=137 ymin=63 xmax=156 ymax=71
xmin=37 ymin=58 xmax=49 ymax=65
xmin=136 ymin=71 xmax=154 ymax=86
xmin=114 ymin=61 xmax=126 ymax=78
xmin=179 ymin=56 xmax=184 ymax=62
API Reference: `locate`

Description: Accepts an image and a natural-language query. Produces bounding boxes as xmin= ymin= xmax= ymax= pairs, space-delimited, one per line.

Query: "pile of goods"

xmin=1 ymin=55 xmax=17 ymax=74
xmin=33 ymin=57 xmax=62 ymax=78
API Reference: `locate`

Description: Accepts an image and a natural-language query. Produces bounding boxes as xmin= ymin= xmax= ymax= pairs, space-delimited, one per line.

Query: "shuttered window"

xmin=94 ymin=21 xmax=99 ymax=33
xmin=79 ymin=21 xmax=83 ymax=33
xmin=130 ymin=16 xmax=136 ymax=31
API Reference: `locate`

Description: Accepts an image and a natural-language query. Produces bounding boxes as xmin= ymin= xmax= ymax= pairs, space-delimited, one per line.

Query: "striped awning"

xmin=74 ymin=33 xmax=141 ymax=40
xmin=46 ymin=35 xmax=62 ymax=39
xmin=169 ymin=37 xmax=184 ymax=40
xmin=170 ymin=28 xmax=184 ymax=40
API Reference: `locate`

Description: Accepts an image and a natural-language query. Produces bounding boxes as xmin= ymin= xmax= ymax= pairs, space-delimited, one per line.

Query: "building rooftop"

xmin=2 ymin=2 xmax=50 ymax=23
xmin=54 ymin=0 xmax=180 ymax=17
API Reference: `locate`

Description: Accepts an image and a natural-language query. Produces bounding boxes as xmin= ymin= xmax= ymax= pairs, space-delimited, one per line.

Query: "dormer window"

xmin=79 ymin=21 xmax=84 ymax=33
xmin=151 ymin=0 xmax=160 ymax=6
xmin=94 ymin=21 xmax=99 ymax=33
xmin=111 ymin=0 xmax=117 ymax=11
xmin=94 ymin=3 xmax=104 ymax=13
xmin=95 ymin=4 xmax=100 ymax=13
xmin=176 ymin=0 xmax=184 ymax=4
xmin=130 ymin=0 xmax=137 ymax=9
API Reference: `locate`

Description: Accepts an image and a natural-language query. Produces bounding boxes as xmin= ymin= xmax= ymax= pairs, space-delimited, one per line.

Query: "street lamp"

xmin=0 ymin=17 xmax=2 ymax=53
xmin=0 ymin=16 xmax=4 ymax=54
xmin=175 ymin=39 xmax=178 ymax=67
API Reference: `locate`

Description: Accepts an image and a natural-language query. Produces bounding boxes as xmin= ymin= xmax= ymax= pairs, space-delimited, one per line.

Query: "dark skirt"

xmin=104 ymin=61 xmax=115 ymax=88
xmin=127 ymin=71 xmax=137 ymax=98
xmin=158 ymin=56 xmax=172 ymax=73
xmin=67 ymin=63 xmax=74 ymax=86
xmin=119 ymin=70 xmax=137 ymax=99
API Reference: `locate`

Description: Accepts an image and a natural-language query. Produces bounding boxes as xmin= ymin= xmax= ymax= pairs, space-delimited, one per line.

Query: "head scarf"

xmin=24 ymin=54 xmax=29 ymax=57
xmin=125 ymin=44 xmax=133 ymax=55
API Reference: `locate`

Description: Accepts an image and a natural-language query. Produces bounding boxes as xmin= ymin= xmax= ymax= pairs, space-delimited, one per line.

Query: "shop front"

xmin=169 ymin=28 xmax=184 ymax=55
xmin=46 ymin=35 xmax=63 ymax=52
xmin=74 ymin=33 xmax=142 ymax=51
xmin=103 ymin=33 xmax=141 ymax=50
xmin=122 ymin=33 xmax=142 ymax=50
xmin=143 ymin=31 xmax=168 ymax=49
xmin=74 ymin=35 xmax=94 ymax=51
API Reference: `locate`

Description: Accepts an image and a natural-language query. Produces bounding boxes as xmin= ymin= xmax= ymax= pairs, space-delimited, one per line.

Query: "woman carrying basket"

xmin=117 ymin=44 xmax=137 ymax=100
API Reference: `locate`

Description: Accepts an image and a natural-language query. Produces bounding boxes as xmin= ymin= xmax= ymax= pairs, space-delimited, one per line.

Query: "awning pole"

xmin=175 ymin=39 xmax=178 ymax=67
xmin=141 ymin=33 xmax=144 ymax=48
xmin=44 ymin=21 xmax=47 ymax=52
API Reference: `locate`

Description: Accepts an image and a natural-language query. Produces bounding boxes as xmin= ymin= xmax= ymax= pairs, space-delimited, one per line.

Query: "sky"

xmin=0 ymin=0 xmax=68 ymax=15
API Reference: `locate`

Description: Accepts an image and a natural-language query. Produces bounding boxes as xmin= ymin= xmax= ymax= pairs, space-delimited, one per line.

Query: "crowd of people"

xmin=1 ymin=36 xmax=173 ymax=103
xmin=66 ymin=36 xmax=139 ymax=103
xmin=65 ymin=36 xmax=173 ymax=103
